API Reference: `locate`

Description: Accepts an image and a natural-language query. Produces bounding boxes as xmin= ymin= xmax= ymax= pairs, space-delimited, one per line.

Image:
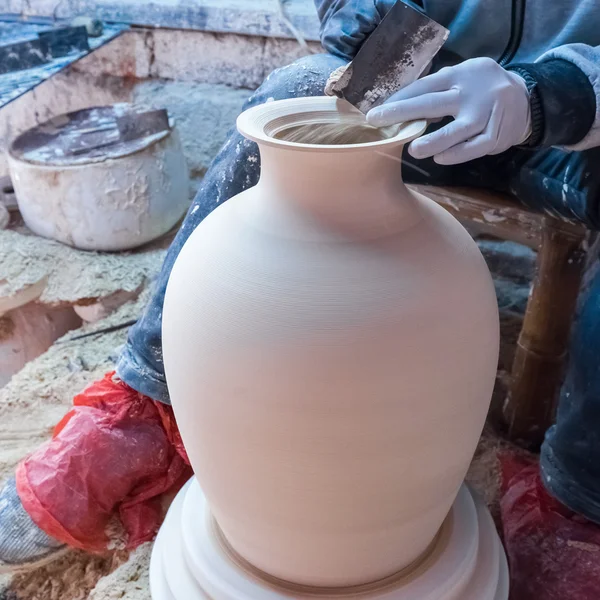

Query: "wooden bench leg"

xmin=503 ymin=218 xmax=587 ymax=449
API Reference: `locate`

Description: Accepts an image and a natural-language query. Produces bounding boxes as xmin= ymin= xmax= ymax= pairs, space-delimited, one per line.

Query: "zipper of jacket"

xmin=498 ymin=0 xmax=526 ymax=65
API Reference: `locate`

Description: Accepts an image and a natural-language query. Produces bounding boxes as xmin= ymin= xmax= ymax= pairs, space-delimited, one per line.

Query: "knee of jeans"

xmin=242 ymin=53 xmax=348 ymax=111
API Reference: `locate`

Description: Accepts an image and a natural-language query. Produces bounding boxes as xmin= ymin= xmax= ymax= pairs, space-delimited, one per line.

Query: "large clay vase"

xmin=161 ymin=97 xmax=500 ymax=589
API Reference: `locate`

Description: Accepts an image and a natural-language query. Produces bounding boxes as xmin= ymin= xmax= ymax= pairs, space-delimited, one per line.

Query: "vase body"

xmin=162 ymin=98 xmax=499 ymax=588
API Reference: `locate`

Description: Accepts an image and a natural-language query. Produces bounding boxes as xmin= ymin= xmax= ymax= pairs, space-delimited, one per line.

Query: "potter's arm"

xmin=314 ymin=0 xmax=424 ymax=60
xmin=506 ymin=44 xmax=600 ymax=151
xmin=315 ymin=1 xmax=599 ymax=152
xmin=364 ymin=46 xmax=599 ymax=163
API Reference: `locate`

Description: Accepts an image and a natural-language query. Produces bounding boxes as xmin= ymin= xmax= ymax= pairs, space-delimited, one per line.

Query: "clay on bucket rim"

xmin=236 ymin=96 xmax=427 ymax=152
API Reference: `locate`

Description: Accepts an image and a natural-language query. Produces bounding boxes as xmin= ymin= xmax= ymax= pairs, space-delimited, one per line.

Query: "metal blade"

xmin=329 ymin=1 xmax=449 ymax=113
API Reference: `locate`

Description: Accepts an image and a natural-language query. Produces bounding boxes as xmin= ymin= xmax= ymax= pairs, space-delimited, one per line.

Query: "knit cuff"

xmin=506 ymin=67 xmax=543 ymax=147
xmin=506 ymin=59 xmax=596 ymax=148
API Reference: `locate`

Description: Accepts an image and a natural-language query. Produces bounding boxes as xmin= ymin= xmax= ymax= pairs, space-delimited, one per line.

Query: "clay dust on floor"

xmin=467 ymin=425 xmax=515 ymax=523
xmin=1 ymin=551 xmax=128 ymax=600
xmin=0 ymin=221 xmax=170 ymax=306
xmin=1 ymin=544 xmax=151 ymax=600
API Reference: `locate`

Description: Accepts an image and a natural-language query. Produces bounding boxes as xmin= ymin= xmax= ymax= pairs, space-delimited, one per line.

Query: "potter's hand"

xmin=367 ymin=58 xmax=532 ymax=165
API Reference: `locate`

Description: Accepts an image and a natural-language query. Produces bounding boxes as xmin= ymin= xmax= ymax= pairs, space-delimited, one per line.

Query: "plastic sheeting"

xmin=16 ymin=373 xmax=191 ymax=552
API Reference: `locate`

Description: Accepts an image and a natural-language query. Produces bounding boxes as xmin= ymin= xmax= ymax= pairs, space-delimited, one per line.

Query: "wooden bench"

xmin=409 ymin=184 xmax=589 ymax=449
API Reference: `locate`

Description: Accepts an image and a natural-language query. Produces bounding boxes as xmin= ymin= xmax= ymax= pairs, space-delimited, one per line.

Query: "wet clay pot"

xmin=161 ymin=97 xmax=500 ymax=588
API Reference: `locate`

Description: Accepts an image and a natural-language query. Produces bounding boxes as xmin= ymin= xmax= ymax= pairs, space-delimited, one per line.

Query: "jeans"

xmin=116 ymin=52 xmax=600 ymax=521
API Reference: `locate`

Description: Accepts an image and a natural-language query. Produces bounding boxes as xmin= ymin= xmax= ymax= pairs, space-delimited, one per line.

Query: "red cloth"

xmin=500 ymin=452 xmax=600 ymax=600
xmin=16 ymin=373 xmax=192 ymax=552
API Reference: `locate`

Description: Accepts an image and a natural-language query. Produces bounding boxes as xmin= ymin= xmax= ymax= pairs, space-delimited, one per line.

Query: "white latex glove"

xmin=367 ymin=58 xmax=532 ymax=165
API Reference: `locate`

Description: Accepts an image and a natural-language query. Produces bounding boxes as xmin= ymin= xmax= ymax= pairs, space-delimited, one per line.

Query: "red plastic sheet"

xmin=500 ymin=452 xmax=600 ymax=599
xmin=16 ymin=372 xmax=192 ymax=552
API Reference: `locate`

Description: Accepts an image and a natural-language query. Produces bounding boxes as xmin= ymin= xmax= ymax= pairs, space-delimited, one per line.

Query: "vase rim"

xmin=237 ymin=97 xmax=427 ymax=152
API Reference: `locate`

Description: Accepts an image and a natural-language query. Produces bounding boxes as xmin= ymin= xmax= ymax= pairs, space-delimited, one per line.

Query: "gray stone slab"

xmin=1 ymin=0 xmax=321 ymax=41
xmin=0 ymin=16 xmax=127 ymax=108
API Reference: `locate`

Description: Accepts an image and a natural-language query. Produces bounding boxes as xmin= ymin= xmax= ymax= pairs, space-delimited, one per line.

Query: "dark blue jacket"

xmin=315 ymin=0 xmax=600 ymax=149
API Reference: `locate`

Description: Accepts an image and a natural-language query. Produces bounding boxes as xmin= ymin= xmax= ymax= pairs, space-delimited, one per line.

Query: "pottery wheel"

xmin=150 ymin=479 xmax=509 ymax=599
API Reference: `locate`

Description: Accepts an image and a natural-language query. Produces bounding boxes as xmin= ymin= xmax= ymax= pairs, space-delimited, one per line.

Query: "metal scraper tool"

xmin=327 ymin=1 xmax=449 ymax=113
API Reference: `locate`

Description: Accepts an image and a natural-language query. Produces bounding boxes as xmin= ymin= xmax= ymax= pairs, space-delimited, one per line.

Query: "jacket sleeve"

xmin=509 ymin=44 xmax=599 ymax=150
xmin=538 ymin=44 xmax=600 ymax=150
xmin=314 ymin=1 xmax=423 ymax=61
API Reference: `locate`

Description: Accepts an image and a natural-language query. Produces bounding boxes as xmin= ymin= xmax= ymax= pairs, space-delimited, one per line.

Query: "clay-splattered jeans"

xmin=116 ymin=52 xmax=600 ymax=521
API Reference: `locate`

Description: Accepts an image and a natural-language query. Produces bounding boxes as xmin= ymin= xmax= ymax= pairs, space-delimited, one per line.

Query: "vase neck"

xmin=256 ymin=144 xmax=421 ymax=240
